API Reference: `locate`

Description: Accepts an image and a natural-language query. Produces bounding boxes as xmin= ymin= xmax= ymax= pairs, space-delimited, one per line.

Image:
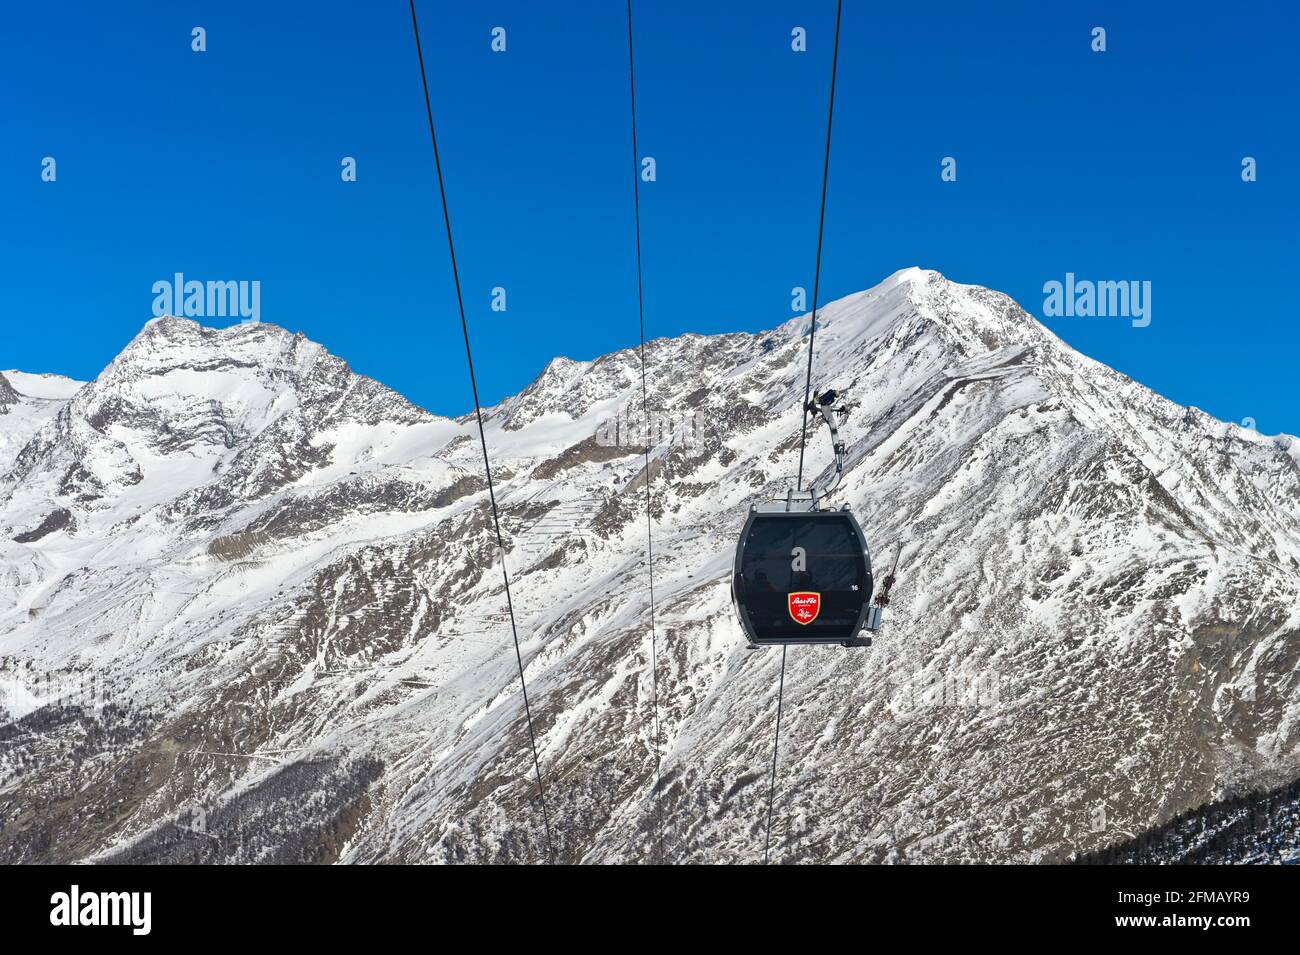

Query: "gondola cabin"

xmin=732 ymin=507 xmax=873 ymax=647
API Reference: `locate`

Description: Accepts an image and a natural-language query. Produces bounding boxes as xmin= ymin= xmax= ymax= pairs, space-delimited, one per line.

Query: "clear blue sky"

xmin=3 ymin=1 xmax=1296 ymax=433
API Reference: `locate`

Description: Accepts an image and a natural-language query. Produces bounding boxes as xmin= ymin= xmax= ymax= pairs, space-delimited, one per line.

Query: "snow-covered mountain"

xmin=2 ymin=268 xmax=1299 ymax=864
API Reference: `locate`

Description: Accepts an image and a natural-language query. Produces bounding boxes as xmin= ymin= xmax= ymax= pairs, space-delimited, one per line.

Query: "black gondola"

xmin=733 ymin=507 xmax=873 ymax=646
xmin=731 ymin=389 xmax=885 ymax=648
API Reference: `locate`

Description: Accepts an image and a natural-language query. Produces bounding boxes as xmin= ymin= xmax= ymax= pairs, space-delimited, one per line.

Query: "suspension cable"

xmin=407 ymin=0 xmax=554 ymax=864
xmin=795 ymin=0 xmax=843 ymax=494
xmin=764 ymin=0 xmax=843 ymax=866
xmin=626 ymin=0 xmax=666 ymax=865
xmin=762 ymin=644 xmax=788 ymax=863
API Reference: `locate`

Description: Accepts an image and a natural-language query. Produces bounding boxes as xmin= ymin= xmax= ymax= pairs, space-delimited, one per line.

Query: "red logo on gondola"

xmin=788 ymin=592 xmax=820 ymax=625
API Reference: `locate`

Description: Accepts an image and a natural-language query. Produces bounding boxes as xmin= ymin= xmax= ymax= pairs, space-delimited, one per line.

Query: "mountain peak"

xmin=100 ymin=317 xmax=344 ymax=406
xmin=1 ymin=315 xmax=439 ymax=524
xmin=128 ymin=313 xmax=302 ymax=355
xmin=0 ymin=371 xmax=86 ymax=402
xmin=880 ymin=264 xmax=940 ymax=288
xmin=780 ymin=266 xmax=1044 ymax=373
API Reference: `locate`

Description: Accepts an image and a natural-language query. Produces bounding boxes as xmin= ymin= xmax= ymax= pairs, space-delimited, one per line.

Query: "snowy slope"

xmin=2 ymin=269 xmax=1299 ymax=864
xmin=0 ymin=370 xmax=84 ymax=473
xmin=1075 ymin=773 xmax=1300 ymax=865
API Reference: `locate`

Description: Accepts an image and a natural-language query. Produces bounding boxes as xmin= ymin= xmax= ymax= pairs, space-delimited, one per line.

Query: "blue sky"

xmin=3 ymin=1 xmax=1297 ymax=433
